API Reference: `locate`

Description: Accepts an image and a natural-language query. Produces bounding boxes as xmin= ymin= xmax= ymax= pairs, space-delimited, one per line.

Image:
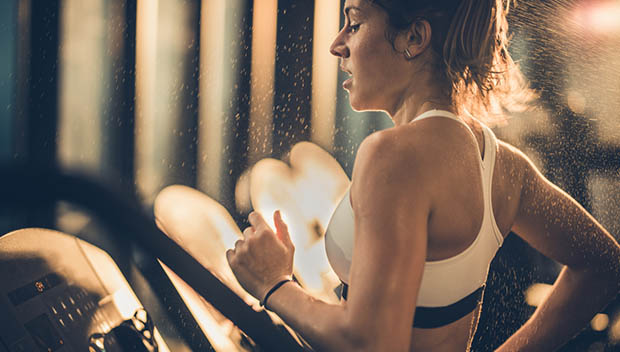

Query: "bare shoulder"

xmin=495 ymin=139 xmax=533 ymax=186
xmin=494 ymin=138 xmax=552 ymax=198
xmin=352 ymin=127 xmax=438 ymax=184
xmin=350 ymin=127 xmax=438 ymax=209
xmin=496 ymin=139 xmax=536 ymax=172
xmin=355 ymin=127 xmax=426 ymax=161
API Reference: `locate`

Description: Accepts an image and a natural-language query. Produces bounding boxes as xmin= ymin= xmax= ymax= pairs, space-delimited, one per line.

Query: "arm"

xmin=497 ymin=151 xmax=620 ymax=352
xmin=228 ymin=131 xmax=432 ymax=351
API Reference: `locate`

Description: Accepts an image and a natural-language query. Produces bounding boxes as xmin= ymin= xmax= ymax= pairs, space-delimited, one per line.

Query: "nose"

xmin=329 ymin=28 xmax=349 ymax=58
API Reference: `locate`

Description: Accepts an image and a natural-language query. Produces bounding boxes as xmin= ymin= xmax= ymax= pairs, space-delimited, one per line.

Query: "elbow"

xmin=315 ymin=317 xmax=374 ymax=352
xmin=323 ymin=306 xmax=410 ymax=351
xmin=325 ymin=322 xmax=371 ymax=351
xmin=335 ymin=321 xmax=409 ymax=352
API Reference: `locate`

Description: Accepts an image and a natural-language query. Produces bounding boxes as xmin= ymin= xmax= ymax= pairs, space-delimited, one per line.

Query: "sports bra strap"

xmin=412 ymin=110 xmax=504 ymax=245
xmin=412 ymin=109 xmax=474 ymax=133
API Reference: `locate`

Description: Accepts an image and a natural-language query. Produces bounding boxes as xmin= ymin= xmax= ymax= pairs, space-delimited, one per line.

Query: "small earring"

xmin=404 ymin=48 xmax=413 ymax=59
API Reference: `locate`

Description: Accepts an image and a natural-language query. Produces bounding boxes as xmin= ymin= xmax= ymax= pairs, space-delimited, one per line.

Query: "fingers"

xmin=248 ymin=211 xmax=266 ymax=228
xmin=227 ymin=239 xmax=246 ymax=266
xmin=248 ymin=211 xmax=275 ymax=240
xmin=246 ymin=210 xmax=293 ymax=250
xmin=274 ymin=210 xmax=294 ymax=249
xmin=226 ymin=248 xmax=239 ymax=269
xmin=242 ymin=226 xmax=254 ymax=238
xmin=234 ymin=239 xmax=244 ymax=251
xmin=226 ymin=248 xmax=234 ymax=264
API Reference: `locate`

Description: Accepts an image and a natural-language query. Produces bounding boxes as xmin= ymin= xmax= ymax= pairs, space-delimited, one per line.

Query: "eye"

xmin=348 ymin=23 xmax=360 ymax=33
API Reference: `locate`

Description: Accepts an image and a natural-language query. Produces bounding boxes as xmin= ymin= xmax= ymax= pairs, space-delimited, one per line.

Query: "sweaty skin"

xmin=226 ymin=1 xmax=620 ymax=350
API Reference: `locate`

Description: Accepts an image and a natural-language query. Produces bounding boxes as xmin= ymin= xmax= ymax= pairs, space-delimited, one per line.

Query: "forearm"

xmin=497 ymin=266 xmax=619 ymax=351
xmin=266 ymin=281 xmax=363 ymax=351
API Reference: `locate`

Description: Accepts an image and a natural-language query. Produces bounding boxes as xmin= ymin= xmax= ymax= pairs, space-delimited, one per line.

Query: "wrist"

xmin=259 ymin=275 xmax=292 ymax=300
xmin=261 ymin=278 xmax=293 ymax=309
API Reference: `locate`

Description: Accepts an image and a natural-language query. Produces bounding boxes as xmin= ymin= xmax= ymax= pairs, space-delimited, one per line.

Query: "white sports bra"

xmin=324 ymin=110 xmax=505 ymax=327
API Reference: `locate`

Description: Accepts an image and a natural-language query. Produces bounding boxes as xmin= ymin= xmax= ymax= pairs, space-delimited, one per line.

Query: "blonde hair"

xmin=371 ymin=0 xmax=536 ymax=125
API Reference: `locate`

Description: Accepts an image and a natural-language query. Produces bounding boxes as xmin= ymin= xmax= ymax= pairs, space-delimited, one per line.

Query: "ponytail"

xmin=370 ymin=0 xmax=536 ymax=125
xmin=443 ymin=0 xmax=534 ymax=125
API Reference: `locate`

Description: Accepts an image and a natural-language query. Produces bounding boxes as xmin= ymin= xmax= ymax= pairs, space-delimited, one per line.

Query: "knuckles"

xmin=242 ymin=227 xmax=254 ymax=237
xmin=245 ymin=236 xmax=259 ymax=248
xmin=232 ymin=239 xmax=250 ymax=259
xmin=248 ymin=211 xmax=260 ymax=224
xmin=254 ymin=224 xmax=268 ymax=236
xmin=226 ymin=249 xmax=239 ymax=266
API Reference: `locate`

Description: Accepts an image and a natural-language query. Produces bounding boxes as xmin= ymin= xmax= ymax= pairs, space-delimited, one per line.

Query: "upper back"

xmin=403 ymin=115 xmax=527 ymax=350
xmin=327 ymin=112 xmax=526 ymax=302
xmin=401 ymin=115 xmax=525 ymax=261
xmin=326 ymin=112 xmax=530 ymax=351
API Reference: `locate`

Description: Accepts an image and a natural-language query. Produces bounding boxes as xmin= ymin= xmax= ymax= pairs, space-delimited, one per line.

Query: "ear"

xmin=399 ymin=19 xmax=432 ymax=59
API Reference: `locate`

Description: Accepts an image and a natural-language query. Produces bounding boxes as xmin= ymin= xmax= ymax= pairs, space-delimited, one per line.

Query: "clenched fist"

xmin=226 ymin=210 xmax=295 ymax=303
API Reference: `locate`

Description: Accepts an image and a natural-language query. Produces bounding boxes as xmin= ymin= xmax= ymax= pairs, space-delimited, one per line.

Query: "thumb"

xmin=274 ymin=210 xmax=293 ymax=248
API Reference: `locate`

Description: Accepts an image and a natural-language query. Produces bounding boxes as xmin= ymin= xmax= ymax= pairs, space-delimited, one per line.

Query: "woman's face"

xmin=330 ymin=0 xmax=411 ymax=112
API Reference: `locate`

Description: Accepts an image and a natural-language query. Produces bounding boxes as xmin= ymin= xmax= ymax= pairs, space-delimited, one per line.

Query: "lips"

xmin=340 ymin=66 xmax=352 ymax=75
xmin=340 ymin=65 xmax=352 ymax=89
xmin=343 ymin=77 xmax=352 ymax=90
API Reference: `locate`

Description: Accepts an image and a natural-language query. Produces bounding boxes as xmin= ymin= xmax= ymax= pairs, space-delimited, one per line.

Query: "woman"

xmin=226 ymin=0 xmax=620 ymax=350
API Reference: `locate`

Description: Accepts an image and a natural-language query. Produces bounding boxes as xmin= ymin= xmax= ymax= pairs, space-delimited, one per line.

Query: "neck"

xmin=388 ymin=68 xmax=455 ymax=126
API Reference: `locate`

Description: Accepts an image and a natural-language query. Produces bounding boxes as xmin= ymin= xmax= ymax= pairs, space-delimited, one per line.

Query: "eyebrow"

xmin=344 ymin=6 xmax=363 ymax=17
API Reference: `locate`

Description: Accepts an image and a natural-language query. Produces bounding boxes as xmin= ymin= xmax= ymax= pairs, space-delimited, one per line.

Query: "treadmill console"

xmin=0 ymin=228 xmax=163 ymax=351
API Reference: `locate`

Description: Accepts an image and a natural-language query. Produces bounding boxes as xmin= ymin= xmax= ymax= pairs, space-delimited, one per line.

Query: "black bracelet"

xmin=260 ymin=279 xmax=291 ymax=308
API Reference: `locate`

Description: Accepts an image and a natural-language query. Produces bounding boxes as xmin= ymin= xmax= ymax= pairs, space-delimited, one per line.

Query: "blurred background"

xmin=0 ymin=0 xmax=618 ymax=351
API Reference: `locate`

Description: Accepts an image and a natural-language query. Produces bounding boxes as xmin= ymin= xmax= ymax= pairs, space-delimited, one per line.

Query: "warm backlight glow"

xmin=587 ymin=5 xmax=620 ymax=33
xmin=575 ymin=2 xmax=620 ymax=33
xmin=249 ymin=0 xmax=278 ymax=164
xmin=249 ymin=142 xmax=349 ymax=300
xmin=524 ymin=283 xmax=553 ymax=307
xmin=198 ymin=0 xmax=227 ymax=200
xmin=566 ymin=90 xmax=586 ymax=114
xmin=591 ymin=313 xmax=610 ymax=332
xmin=135 ymin=0 xmax=159 ymax=201
xmin=161 ymin=263 xmax=246 ymax=351
xmin=58 ymin=0 xmax=105 ymax=172
xmin=154 ymin=185 xmax=255 ymax=305
xmin=311 ymin=0 xmax=341 ymax=152
xmin=112 ymin=287 xmax=142 ymax=320
xmin=156 ymin=142 xmax=349 ymax=303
